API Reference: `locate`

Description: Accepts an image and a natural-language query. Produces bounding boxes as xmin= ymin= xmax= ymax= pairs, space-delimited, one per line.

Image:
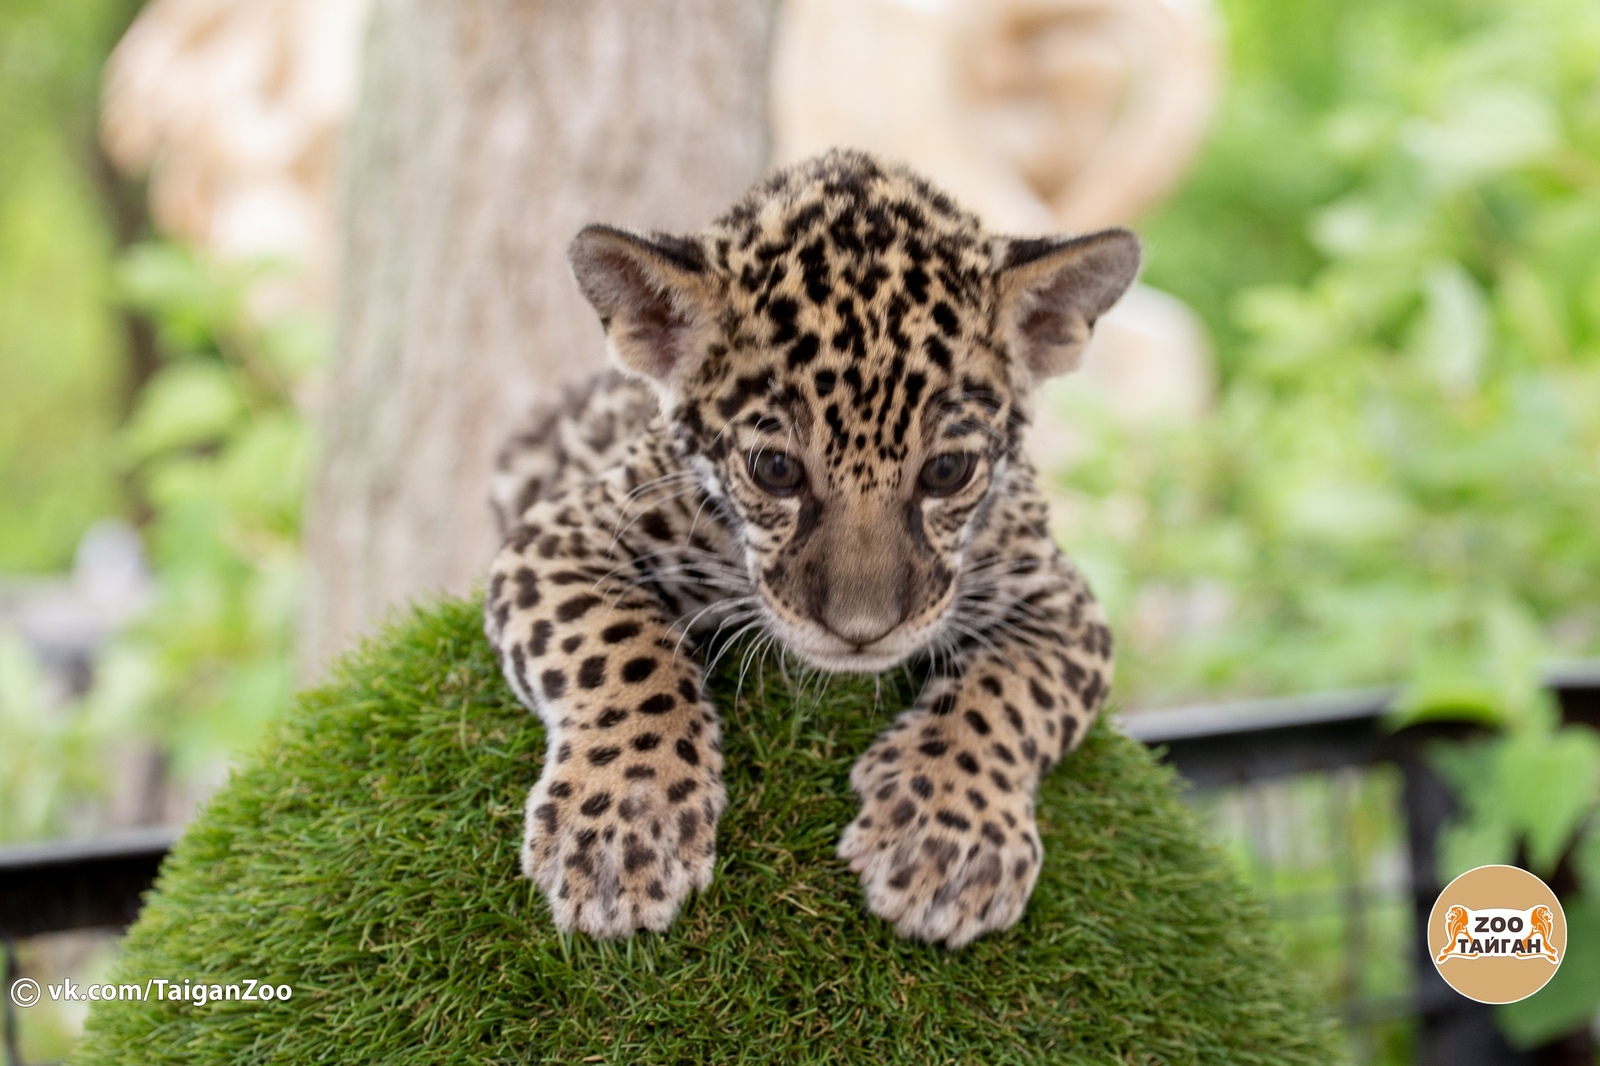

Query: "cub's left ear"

xmin=993 ymin=228 xmax=1142 ymax=384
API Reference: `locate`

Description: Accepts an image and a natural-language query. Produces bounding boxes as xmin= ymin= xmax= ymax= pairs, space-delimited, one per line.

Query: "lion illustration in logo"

xmin=1529 ymin=905 xmax=1560 ymax=962
xmin=1436 ymin=905 xmax=1470 ymax=963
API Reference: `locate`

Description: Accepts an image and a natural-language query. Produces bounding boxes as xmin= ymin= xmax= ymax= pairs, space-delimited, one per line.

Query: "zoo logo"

xmin=1429 ymin=865 xmax=1566 ymax=1005
xmin=1434 ymin=906 xmax=1560 ymax=965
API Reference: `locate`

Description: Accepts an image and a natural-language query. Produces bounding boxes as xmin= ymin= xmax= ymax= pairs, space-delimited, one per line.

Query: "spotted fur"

xmin=485 ymin=150 xmax=1138 ymax=947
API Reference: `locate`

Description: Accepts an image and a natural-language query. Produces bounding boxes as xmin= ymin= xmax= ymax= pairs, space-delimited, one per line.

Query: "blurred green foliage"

xmin=1 ymin=0 xmax=323 ymax=850
xmin=1059 ymin=0 xmax=1600 ymax=1046
xmin=0 ymin=244 xmax=322 ymax=847
xmin=0 ymin=635 xmax=150 ymax=840
xmin=112 ymin=242 xmax=322 ymax=782
xmin=1074 ymin=0 xmax=1600 ymax=708
xmin=0 ymin=0 xmax=142 ymax=570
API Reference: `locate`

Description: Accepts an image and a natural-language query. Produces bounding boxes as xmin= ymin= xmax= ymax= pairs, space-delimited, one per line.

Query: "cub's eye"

xmin=918 ymin=452 xmax=976 ymax=496
xmin=748 ymin=450 xmax=806 ymax=495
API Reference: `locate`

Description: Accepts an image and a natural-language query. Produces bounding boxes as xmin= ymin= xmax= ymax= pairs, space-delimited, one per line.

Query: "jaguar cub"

xmin=485 ymin=150 xmax=1137 ymax=948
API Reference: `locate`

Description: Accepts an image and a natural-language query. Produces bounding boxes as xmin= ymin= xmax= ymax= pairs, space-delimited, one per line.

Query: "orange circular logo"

xmin=1429 ymin=864 xmax=1565 ymax=1004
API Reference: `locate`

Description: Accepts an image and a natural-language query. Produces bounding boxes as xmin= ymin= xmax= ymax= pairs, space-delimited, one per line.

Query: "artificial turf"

xmin=74 ymin=597 xmax=1347 ymax=1064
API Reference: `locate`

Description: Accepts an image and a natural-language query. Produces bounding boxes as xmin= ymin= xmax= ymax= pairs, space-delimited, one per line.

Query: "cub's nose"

xmin=821 ymin=601 xmax=901 ymax=648
xmin=808 ymin=513 xmax=910 ymax=648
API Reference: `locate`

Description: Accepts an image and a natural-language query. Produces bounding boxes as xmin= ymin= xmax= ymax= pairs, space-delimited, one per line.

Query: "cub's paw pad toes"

xmin=838 ymin=788 xmax=1041 ymax=949
xmin=521 ymin=775 xmax=724 ymax=938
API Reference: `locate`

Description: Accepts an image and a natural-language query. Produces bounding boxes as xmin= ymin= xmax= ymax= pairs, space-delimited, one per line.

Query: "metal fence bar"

xmin=0 ymin=827 xmax=178 ymax=938
xmin=1121 ymin=685 xmax=1396 ymax=785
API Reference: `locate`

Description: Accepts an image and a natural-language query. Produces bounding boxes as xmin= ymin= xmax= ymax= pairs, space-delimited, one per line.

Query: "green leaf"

xmin=1401 ymin=84 xmax=1559 ymax=185
xmin=216 ymin=413 xmax=310 ymax=530
xmin=122 ymin=362 xmax=244 ymax=460
xmin=258 ymin=312 xmax=328 ymax=380
xmin=1496 ymin=892 xmax=1600 ymax=1047
xmin=1413 ymin=262 xmax=1489 ymax=397
xmin=1499 ymin=727 xmax=1600 ymax=874
xmin=1437 ymin=810 xmax=1515 ymax=882
xmin=1432 ymin=738 xmax=1516 ymax=881
xmin=1390 ymin=664 xmax=1504 ymax=728
xmin=115 ymin=242 xmax=232 ymax=357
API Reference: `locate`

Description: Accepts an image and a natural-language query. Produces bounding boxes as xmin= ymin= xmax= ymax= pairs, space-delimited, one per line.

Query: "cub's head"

xmin=569 ymin=150 xmax=1138 ymax=672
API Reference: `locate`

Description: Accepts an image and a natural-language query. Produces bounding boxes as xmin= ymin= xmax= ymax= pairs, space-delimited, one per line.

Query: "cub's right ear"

xmin=568 ymin=225 xmax=718 ymax=386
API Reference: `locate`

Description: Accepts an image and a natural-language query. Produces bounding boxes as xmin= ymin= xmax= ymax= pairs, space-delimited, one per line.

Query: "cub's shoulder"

xmin=491 ymin=370 xmax=657 ymax=531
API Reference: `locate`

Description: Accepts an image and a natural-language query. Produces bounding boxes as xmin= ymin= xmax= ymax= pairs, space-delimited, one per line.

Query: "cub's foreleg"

xmin=486 ymin=477 xmax=727 ymax=938
xmin=840 ymin=544 xmax=1111 ymax=948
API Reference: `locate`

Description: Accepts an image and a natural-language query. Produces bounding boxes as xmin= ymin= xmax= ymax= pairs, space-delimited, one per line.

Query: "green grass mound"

xmin=76 ymin=599 xmax=1345 ymax=1064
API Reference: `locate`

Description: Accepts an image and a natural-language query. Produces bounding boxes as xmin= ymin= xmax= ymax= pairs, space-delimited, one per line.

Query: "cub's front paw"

xmin=838 ymin=730 xmax=1042 ymax=948
xmin=521 ymin=764 xmax=724 ymax=938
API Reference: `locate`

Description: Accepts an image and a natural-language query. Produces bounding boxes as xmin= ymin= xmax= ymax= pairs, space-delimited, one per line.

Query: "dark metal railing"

xmin=1128 ymin=661 xmax=1600 ymax=1066
xmin=1 ymin=826 xmax=178 ymax=1066
xmin=0 ymin=827 xmax=178 ymax=939
xmin=4 ymin=663 xmax=1599 ymax=1065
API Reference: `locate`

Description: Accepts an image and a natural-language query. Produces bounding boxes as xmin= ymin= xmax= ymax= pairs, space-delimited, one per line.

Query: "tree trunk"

xmin=301 ymin=0 xmax=778 ymax=677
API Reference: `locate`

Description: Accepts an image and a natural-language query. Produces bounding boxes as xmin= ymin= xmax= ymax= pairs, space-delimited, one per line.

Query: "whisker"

xmin=702 ymin=616 xmax=768 ymax=678
xmin=605 ymin=482 xmax=703 ymax=559
xmin=619 ymin=469 xmax=699 ymax=503
xmin=734 ymin=635 xmax=772 ymax=709
xmin=670 ymin=595 xmax=760 ymax=657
